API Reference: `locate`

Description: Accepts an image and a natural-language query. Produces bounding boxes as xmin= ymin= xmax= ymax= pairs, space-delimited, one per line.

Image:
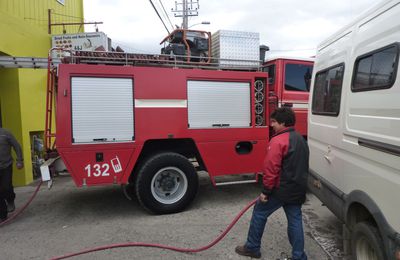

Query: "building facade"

xmin=0 ymin=0 xmax=84 ymax=185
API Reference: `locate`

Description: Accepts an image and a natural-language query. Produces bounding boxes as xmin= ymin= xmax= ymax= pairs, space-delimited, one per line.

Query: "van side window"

xmin=285 ymin=64 xmax=313 ymax=92
xmin=352 ymin=44 xmax=399 ymax=91
xmin=312 ymin=64 xmax=344 ymax=116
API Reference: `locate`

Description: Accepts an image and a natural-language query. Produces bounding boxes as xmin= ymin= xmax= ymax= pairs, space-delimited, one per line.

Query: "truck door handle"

xmin=93 ymin=138 xmax=107 ymax=142
xmin=212 ymin=124 xmax=230 ymax=127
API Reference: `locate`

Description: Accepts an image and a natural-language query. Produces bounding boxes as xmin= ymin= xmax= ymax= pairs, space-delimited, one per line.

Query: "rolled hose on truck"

xmin=0 ymin=180 xmax=258 ymax=259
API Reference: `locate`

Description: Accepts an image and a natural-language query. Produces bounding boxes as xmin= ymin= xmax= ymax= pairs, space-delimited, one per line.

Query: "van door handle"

xmin=324 ymin=155 xmax=332 ymax=163
xmin=324 ymin=145 xmax=332 ymax=163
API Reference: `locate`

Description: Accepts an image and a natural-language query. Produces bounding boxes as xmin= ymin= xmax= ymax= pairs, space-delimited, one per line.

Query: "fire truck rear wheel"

xmin=135 ymin=152 xmax=199 ymax=214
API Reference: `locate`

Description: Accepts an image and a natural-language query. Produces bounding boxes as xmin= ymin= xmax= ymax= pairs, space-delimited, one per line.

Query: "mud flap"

xmin=40 ymin=157 xmax=60 ymax=189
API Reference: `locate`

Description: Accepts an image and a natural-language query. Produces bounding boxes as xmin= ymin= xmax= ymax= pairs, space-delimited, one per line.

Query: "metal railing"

xmin=60 ymin=50 xmax=262 ymax=71
xmin=0 ymin=50 xmax=263 ymax=71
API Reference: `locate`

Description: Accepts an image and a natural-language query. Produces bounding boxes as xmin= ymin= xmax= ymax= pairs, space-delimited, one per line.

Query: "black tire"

xmin=134 ymin=152 xmax=198 ymax=214
xmin=351 ymin=222 xmax=386 ymax=260
xmin=199 ymin=52 xmax=208 ymax=63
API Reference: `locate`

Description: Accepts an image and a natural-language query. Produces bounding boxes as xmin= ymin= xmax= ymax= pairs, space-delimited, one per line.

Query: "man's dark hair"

xmin=270 ymin=107 xmax=296 ymax=127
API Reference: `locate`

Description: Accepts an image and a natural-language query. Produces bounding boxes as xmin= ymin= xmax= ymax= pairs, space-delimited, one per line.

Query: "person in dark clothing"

xmin=0 ymin=127 xmax=24 ymax=222
xmin=235 ymin=107 xmax=309 ymax=260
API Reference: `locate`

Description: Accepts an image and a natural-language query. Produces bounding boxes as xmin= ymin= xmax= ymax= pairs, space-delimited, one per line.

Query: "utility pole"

xmin=172 ymin=0 xmax=199 ymax=29
xmin=183 ymin=0 xmax=188 ymax=29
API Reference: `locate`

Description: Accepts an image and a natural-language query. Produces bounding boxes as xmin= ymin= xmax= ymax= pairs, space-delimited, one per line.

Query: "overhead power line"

xmin=158 ymin=0 xmax=174 ymax=31
xmin=148 ymin=0 xmax=170 ymax=34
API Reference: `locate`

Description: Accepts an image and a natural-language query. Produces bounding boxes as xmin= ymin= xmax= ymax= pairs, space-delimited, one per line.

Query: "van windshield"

xmin=285 ymin=63 xmax=313 ymax=92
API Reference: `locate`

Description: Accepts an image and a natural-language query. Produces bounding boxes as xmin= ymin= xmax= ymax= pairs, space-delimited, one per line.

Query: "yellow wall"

xmin=0 ymin=0 xmax=84 ymax=186
xmin=0 ymin=69 xmax=26 ymax=183
xmin=0 ymin=0 xmax=84 ymax=35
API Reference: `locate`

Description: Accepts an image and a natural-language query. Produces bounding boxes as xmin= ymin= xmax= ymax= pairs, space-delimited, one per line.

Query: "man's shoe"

xmin=6 ymin=201 xmax=15 ymax=212
xmin=235 ymin=245 xmax=261 ymax=259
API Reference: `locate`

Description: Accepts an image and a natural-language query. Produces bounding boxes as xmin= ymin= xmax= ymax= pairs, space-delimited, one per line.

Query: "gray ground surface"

xmin=302 ymin=194 xmax=347 ymax=260
xmin=0 ymin=173 xmax=337 ymax=260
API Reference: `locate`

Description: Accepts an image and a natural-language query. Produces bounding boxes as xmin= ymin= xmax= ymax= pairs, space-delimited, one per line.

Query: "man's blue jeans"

xmin=245 ymin=196 xmax=307 ymax=260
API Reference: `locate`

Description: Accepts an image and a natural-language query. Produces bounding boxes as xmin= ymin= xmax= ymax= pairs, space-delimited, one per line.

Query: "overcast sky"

xmin=83 ymin=0 xmax=379 ymax=58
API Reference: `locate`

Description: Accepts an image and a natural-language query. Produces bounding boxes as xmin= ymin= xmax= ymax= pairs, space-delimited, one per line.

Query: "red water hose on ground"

xmin=0 ymin=180 xmax=43 ymax=227
xmin=50 ymin=197 xmax=258 ymax=260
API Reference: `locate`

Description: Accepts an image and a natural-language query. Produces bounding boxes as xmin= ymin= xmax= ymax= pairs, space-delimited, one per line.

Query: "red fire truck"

xmin=42 ymin=35 xmax=313 ymax=214
xmin=262 ymin=57 xmax=314 ymax=137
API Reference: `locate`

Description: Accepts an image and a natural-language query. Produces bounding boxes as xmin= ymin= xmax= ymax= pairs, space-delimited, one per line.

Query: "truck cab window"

xmin=312 ymin=64 xmax=344 ymax=116
xmin=284 ymin=63 xmax=313 ymax=92
xmin=263 ymin=65 xmax=275 ymax=86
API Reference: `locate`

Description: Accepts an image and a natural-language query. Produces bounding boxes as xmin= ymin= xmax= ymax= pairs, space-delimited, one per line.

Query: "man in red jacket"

xmin=235 ymin=107 xmax=309 ymax=260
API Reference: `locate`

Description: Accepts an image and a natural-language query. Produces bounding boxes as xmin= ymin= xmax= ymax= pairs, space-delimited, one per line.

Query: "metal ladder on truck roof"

xmin=0 ymin=56 xmax=60 ymax=69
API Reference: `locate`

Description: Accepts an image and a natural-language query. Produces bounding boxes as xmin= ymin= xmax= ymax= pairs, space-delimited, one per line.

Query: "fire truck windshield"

xmin=285 ymin=64 xmax=313 ymax=92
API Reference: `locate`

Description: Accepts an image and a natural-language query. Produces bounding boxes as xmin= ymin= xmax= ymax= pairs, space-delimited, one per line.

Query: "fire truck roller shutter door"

xmin=134 ymin=152 xmax=198 ymax=214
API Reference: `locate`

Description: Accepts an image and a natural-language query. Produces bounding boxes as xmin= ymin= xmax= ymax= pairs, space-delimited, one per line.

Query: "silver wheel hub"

xmin=151 ymin=167 xmax=188 ymax=204
xmin=356 ymin=236 xmax=378 ymax=260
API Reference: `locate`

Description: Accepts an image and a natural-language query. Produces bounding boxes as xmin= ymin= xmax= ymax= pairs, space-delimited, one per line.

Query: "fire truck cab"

xmin=262 ymin=57 xmax=314 ymax=137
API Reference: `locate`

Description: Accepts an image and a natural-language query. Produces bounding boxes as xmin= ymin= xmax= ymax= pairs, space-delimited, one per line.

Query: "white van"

xmin=308 ymin=0 xmax=400 ymax=259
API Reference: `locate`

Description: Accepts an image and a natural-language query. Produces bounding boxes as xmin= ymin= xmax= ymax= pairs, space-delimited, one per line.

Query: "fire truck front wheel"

xmin=135 ymin=152 xmax=199 ymax=214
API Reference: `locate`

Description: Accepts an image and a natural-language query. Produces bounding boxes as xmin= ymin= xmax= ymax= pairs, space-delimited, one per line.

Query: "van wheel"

xmin=135 ymin=152 xmax=198 ymax=214
xmin=351 ymin=222 xmax=385 ymax=260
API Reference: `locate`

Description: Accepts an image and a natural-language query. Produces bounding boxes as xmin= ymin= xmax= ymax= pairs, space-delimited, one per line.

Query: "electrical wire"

xmin=50 ymin=11 xmax=84 ymax=21
xmin=148 ymin=0 xmax=171 ymax=34
xmin=158 ymin=0 xmax=174 ymax=31
xmin=50 ymin=10 xmax=101 ymax=28
xmin=49 ymin=198 xmax=258 ymax=260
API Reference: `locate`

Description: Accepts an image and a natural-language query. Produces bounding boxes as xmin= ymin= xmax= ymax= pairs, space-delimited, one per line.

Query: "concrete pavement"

xmin=0 ymin=173 xmax=331 ymax=260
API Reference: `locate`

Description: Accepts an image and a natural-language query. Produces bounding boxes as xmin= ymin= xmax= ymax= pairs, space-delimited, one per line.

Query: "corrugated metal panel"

xmin=0 ymin=0 xmax=84 ymax=34
xmin=71 ymin=77 xmax=134 ymax=143
xmin=211 ymin=30 xmax=260 ymax=67
xmin=187 ymin=80 xmax=251 ymax=128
